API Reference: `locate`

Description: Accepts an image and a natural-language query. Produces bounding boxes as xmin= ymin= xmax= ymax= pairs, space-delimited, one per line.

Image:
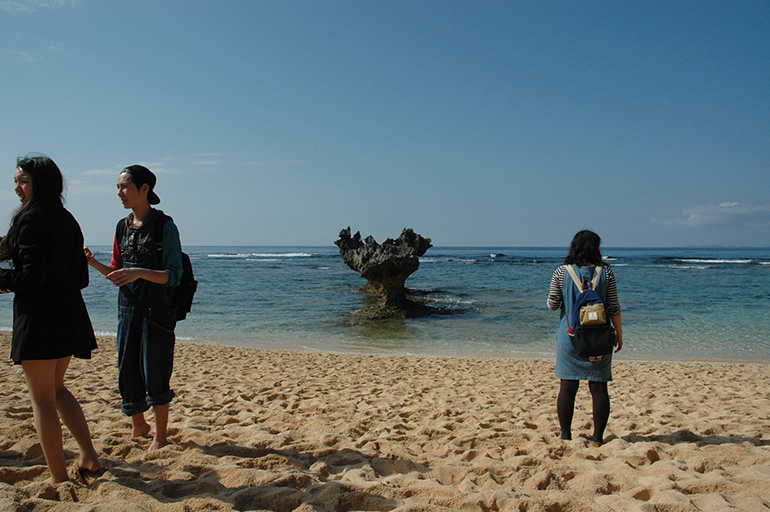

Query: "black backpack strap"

xmin=115 ymin=217 xmax=129 ymax=256
xmin=151 ymin=214 xmax=168 ymax=254
xmin=148 ymin=210 xmax=173 ymax=253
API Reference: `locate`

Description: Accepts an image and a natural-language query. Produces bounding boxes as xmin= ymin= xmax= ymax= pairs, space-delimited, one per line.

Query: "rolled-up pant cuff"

xmin=147 ymin=389 xmax=176 ymax=408
xmin=121 ymin=398 xmax=150 ymax=417
xmin=121 ymin=389 xmax=175 ymax=416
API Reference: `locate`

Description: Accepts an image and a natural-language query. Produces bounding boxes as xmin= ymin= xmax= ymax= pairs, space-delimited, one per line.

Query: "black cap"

xmin=121 ymin=165 xmax=160 ymax=204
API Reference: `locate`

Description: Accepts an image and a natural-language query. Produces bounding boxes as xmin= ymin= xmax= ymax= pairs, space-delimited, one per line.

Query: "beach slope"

xmin=1 ymin=333 xmax=769 ymax=511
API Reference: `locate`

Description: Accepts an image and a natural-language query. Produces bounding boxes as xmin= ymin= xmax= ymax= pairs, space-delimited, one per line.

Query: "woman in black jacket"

xmin=0 ymin=155 xmax=99 ymax=483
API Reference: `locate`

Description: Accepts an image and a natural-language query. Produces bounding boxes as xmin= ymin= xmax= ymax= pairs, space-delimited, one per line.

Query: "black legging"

xmin=557 ymin=379 xmax=610 ymax=444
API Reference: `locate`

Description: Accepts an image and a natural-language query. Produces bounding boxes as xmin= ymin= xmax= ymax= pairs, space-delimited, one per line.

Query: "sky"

xmin=0 ymin=0 xmax=768 ymax=247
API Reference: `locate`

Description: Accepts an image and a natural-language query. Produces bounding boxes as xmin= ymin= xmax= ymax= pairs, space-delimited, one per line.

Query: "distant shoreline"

xmin=2 ymin=327 xmax=768 ymax=364
xmin=84 ymin=244 xmax=770 ymax=250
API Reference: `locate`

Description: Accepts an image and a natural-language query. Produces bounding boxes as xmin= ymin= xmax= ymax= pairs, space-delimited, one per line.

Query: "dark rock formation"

xmin=335 ymin=227 xmax=435 ymax=318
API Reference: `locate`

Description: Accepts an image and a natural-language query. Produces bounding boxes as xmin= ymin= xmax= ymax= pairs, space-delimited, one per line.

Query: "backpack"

xmin=564 ymin=265 xmax=615 ymax=359
xmin=151 ymin=217 xmax=197 ymax=321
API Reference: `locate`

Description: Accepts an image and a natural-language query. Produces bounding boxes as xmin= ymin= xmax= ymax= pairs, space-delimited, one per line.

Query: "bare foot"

xmin=148 ymin=439 xmax=170 ymax=452
xmin=78 ymin=456 xmax=101 ymax=473
xmin=132 ymin=422 xmax=151 ymax=438
xmin=45 ymin=475 xmax=69 ymax=485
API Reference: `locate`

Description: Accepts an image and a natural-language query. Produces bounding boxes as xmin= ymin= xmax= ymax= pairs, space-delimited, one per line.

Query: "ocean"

xmin=1 ymin=246 xmax=769 ymax=362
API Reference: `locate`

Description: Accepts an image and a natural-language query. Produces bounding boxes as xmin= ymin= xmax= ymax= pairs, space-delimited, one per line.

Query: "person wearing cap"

xmin=85 ymin=165 xmax=183 ymax=451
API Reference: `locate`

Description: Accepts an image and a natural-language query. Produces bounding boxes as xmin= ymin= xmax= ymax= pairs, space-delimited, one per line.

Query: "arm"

xmin=85 ymin=230 xmax=169 ymax=287
xmin=604 ymin=267 xmax=623 ymax=352
xmin=547 ymin=266 xmax=565 ymax=311
xmin=85 ymin=234 xmax=123 ymax=277
xmin=103 ymin=220 xmax=182 ymax=288
xmin=161 ymin=221 xmax=183 ymax=287
xmin=611 ymin=314 xmax=623 ymax=352
xmin=107 ymin=267 xmax=169 ymax=286
xmin=84 ymin=247 xmax=114 ymax=277
xmin=0 ymin=214 xmax=48 ymax=293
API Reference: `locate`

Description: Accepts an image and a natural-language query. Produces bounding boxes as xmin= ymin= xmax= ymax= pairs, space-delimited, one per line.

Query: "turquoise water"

xmin=1 ymin=246 xmax=768 ymax=361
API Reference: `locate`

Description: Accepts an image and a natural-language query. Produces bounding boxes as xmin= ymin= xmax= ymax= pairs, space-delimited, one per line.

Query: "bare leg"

xmin=148 ymin=404 xmax=170 ymax=451
xmin=22 ymin=359 xmax=69 ymax=483
xmin=52 ymin=358 xmax=100 ymax=472
xmin=131 ymin=412 xmax=151 ymax=438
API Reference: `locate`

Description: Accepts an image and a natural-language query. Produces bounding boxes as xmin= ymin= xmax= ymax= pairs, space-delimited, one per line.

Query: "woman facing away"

xmin=547 ymin=230 xmax=624 ymax=446
xmin=0 ymin=155 xmax=99 ymax=483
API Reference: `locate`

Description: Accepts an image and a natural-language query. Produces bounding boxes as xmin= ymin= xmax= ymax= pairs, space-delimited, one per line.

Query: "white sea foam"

xmin=208 ymin=252 xmax=313 ymax=259
xmin=676 ymin=258 xmax=754 ymax=264
xmin=423 ymin=257 xmax=477 ymax=264
xmin=421 ymin=258 xmax=448 ymax=263
xmin=208 ymin=253 xmax=253 ymax=259
xmin=252 ymin=253 xmax=313 ymax=258
xmin=438 ymin=296 xmax=477 ymax=306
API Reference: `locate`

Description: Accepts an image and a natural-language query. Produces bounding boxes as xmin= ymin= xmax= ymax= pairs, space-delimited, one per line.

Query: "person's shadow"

xmin=622 ymin=429 xmax=770 ymax=447
xmin=85 ymin=441 xmax=420 ymax=511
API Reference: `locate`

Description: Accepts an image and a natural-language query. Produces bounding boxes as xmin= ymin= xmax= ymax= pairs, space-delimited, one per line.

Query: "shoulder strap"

xmin=565 ymin=265 xmax=585 ymax=291
xmin=115 ymin=218 xmax=128 ymax=253
xmin=116 ymin=218 xmax=126 ymax=237
xmin=565 ymin=265 xmax=602 ymax=291
xmin=590 ymin=266 xmax=601 ymax=290
xmin=151 ymin=214 xmax=170 ymax=256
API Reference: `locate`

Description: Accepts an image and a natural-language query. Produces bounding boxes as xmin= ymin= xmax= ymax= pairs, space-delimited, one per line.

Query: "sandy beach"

xmin=1 ymin=333 xmax=769 ymax=511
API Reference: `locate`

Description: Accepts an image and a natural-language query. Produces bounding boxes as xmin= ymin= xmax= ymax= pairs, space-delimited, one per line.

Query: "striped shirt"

xmin=547 ymin=265 xmax=621 ymax=317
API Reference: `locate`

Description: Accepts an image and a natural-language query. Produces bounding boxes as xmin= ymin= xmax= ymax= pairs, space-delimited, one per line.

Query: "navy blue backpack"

xmin=565 ymin=265 xmax=615 ymax=360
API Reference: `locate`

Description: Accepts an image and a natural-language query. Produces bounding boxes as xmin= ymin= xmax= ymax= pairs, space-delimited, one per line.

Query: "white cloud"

xmin=0 ymin=48 xmax=43 ymax=62
xmin=46 ymin=44 xmax=72 ymax=56
xmin=144 ymin=166 xmax=179 ymax=175
xmin=653 ymin=203 xmax=770 ymax=229
xmin=193 ymin=152 xmax=226 ymax=158
xmin=65 ymin=180 xmax=113 ymax=198
xmin=0 ymin=0 xmax=77 ymax=12
xmin=82 ymin=168 xmax=121 ymax=176
xmin=81 ymin=162 xmax=180 ymax=177
xmin=120 ymin=162 xmax=179 ymax=175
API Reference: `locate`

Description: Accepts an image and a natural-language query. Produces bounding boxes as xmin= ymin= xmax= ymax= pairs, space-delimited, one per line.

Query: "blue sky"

xmin=1 ymin=1 xmax=768 ymax=247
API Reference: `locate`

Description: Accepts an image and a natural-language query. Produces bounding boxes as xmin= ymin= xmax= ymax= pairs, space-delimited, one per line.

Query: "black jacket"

xmin=0 ymin=202 xmax=96 ymax=363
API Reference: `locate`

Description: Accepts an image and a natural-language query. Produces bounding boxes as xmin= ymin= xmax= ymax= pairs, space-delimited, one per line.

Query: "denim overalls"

xmin=555 ymin=265 xmax=613 ymax=382
xmin=116 ymin=213 xmax=177 ymax=416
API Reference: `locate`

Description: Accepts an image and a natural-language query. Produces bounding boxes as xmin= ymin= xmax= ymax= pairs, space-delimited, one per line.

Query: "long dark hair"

xmin=563 ymin=230 xmax=606 ymax=267
xmin=0 ymin=155 xmax=64 ymax=261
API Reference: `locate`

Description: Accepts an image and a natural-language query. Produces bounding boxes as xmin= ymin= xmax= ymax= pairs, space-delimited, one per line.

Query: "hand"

xmin=83 ymin=246 xmax=94 ymax=261
xmin=614 ymin=337 xmax=623 ymax=353
xmin=106 ymin=268 xmax=143 ymax=287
